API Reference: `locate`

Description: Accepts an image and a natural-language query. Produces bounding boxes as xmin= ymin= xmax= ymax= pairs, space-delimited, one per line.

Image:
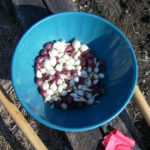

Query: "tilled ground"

xmin=0 ymin=0 xmax=150 ymax=149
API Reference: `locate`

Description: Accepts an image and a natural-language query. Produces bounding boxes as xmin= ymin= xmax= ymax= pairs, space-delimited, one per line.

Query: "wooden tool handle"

xmin=134 ymin=85 xmax=150 ymax=127
xmin=0 ymin=88 xmax=47 ymax=150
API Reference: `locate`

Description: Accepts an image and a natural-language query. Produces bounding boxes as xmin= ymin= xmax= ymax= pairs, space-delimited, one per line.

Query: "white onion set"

xmin=35 ymin=39 xmax=105 ymax=109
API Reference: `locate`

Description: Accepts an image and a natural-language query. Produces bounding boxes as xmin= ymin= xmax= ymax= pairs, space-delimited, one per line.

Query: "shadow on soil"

xmin=0 ymin=116 xmax=26 ymax=150
xmin=37 ymin=123 xmax=73 ymax=150
xmin=0 ymin=3 xmax=51 ymax=81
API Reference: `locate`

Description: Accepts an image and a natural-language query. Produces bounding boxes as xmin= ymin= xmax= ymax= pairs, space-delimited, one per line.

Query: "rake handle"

xmin=134 ymin=85 xmax=150 ymax=127
xmin=0 ymin=88 xmax=47 ymax=150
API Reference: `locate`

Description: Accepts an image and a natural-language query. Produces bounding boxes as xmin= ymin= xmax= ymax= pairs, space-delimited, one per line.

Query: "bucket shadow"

xmin=0 ymin=3 xmax=51 ymax=81
xmin=37 ymin=123 xmax=73 ymax=150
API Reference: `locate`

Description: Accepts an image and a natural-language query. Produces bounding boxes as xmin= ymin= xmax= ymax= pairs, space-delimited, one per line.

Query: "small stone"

xmin=142 ymin=80 xmax=146 ymax=83
xmin=80 ymin=6 xmax=83 ymax=10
